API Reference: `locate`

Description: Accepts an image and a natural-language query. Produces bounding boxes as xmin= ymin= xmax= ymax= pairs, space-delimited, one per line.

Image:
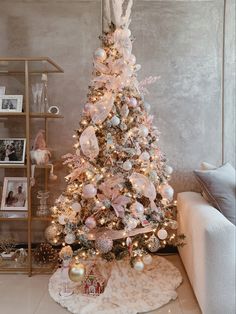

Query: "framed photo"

xmin=0 ymin=95 xmax=23 ymax=112
xmin=1 ymin=177 xmax=27 ymax=211
xmin=0 ymin=86 xmax=5 ymax=95
xmin=0 ymin=138 xmax=26 ymax=164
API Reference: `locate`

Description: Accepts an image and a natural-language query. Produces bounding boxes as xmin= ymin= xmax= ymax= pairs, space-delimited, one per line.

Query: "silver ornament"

xmin=71 ymin=202 xmax=81 ymax=212
xmin=45 ymin=224 xmax=59 ymax=242
xmin=95 ymin=235 xmax=113 ymax=254
xmin=123 ymin=160 xmax=132 ymax=171
xmin=94 ymin=48 xmax=107 ymax=61
xmin=157 ymin=229 xmax=168 ymax=240
xmin=65 ymin=233 xmax=76 ymax=245
xmin=147 ymin=234 xmax=160 ymax=253
xmin=110 ymin=116 xmax=120 ymax=126
xmin=133 ymin=258 xmax=144 ymax=271
xmin=139 ymin=125 xmax=149 ymax=137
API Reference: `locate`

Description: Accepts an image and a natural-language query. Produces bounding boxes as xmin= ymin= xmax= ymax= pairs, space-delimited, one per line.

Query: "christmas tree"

xmin=46 ymin=0 xmax=184 ymax=272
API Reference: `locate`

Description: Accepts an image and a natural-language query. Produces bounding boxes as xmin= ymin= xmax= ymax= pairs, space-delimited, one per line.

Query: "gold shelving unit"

xmin=0 ymin=57 xmax=63 ymax=276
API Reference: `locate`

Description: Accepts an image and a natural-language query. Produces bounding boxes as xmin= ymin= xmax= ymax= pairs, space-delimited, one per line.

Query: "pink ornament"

xmin=128 ymin=97 xmax=137 ymax=108
xmin=83 ymin=184 xmax=97 ymax=198
xmin=85 ymin=217 xmax=96 ymax=229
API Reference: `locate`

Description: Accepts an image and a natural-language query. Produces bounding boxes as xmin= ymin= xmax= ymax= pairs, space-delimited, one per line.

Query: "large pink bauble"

xmin=129 ymin=97 xmax=137 ymax=108
xmin=82 ymin=184 xmax=97 ymax=198
xmin=85 ymin=216 xmax=96 ymax=229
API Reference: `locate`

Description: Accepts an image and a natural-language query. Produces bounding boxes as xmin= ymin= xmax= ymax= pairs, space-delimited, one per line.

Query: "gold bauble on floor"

xmin=68 ymin=260 xmax=86 ymax=282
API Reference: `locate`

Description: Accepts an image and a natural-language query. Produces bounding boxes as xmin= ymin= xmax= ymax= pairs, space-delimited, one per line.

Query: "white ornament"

xmin=149 ymin=170 xmax=158 ymax=183
xmin=85 ymin=217 xmax=96 ymax=229
xmin=139 ymin=125 xmax=149 ymax=137
xmin=159 ymin=184 xmax=174 ymax=201
xmin=139 ymin=151 xmax=150 ymax=161
xmin=143 ymin=254 xmax=153 ymax=265
xmin=65 ymin=233 xmax=76 ymax=245
xmin=126 ymin=216 xmax=138 ymax=231
xmin=58 ymin=215 xmax=67 ymax=225
xmin=165 ymin=165 xmax=173 ymax=175
xmin=130 ymin=172 xmax=156 ymax=201
xmin=129 ymin=54 xmax=136 ymax=65
xmin=110 ymin=115 xmax=120 ymax=126
xmin=157 ymin=229 xmax=168 ymax=240
xmin=131 ymin=201 xmax=144 ymax=215
xmin=123 ymin=160 xmax=132 ymax=171
xmin=144 ymin=102 xmax=151 ymax=112
xmin=94 ymin=48 xmax=107 ymax=61
xmin=133 ymin=258 xmax=144 ymax=271
xmin=83 ymin=184 xmax=97 ymax=198
xmin=128 ymin=97 xmax=137 ymax=108
xmin=95 ymin=235 xmax=113 ymax=254
xmin=147 ymin=235 xmax=160 ymax=253
xmin=135 ymin=64 xmax=141 ymax=71
xmin=169 ymin=220 xmax=178 ymax=230
xmin=79 ymin=126 xmax=99 ymax=160
xmin=71 ymin=202 xmax=81 ymax=213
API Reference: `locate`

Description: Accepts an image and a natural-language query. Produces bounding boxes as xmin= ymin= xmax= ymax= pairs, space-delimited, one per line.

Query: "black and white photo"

xmin=0 ymin=138 xmax=26 ymax=164
xmin=0 ymin=95 xmax=23 ymax=112
xmin=1 ymin=177 xmax=27 ymax=211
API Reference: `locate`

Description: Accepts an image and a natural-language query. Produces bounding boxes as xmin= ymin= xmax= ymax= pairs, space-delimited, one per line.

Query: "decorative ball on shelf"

xmin=142 ymin=254 xmax=153 ymax=265
xmin=129 ymin=54 xmax=136 ymax=65
xmin=133 ymin=258 xmax=144 ymax=271
xmin=130 ymin=201 xmax=144 ymax=215
xmin=143 ymin=102 xmax=151 ymax=112
xmin=94 ymin=48 xmax=107 ymax=62
xmin=159 ymin=184 xmax=174 ymax=201
xmin=71 ymin=202 xmax=81 ymax=213
xmin=68 ymin=259 xmax=86 ymax=282
xmin=82 ymin=184 xmax=97 ymax=198
xmin=165 ymin=165 xmax=173 ymax=175
xmin=34 ymin=243 xmax=58 ymax=265
xmin=110 ymin=115 xmax=120 ymax=126
xmin=123 ymin=160 xmax=132 ymax=171
xmin=139 ymin=125 xmax=149 ymax=137
xmin=85 ymin=216 xmax=97 ymax=229
xmin=128 ymin=97 xmax=137 ymax=108
xmin=157 ymin=229 xmax=168 ymax=240
xmin=95 ymin=235 xmax=113 ymax=254
xmin=44 ymin=224 xmax=60 ymax=242
xmin=139 ymin=151 xmax=150 ymax=161
xmin=65 ymin=233 xmax=76 ymax=245
xmin=146 ymin=234 xmax=160 ymax=253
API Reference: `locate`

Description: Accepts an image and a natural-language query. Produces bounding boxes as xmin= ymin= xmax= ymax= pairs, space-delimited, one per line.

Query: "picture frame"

xmin=0 ymin=86 xmax=5 ymax=95
xmin=0 ymin=95 xmax=23 ymax=112
xmin=1 ymin=177 xmax=27 ymax=211
xmin=0 ymin=138 xmax=26 ymax=164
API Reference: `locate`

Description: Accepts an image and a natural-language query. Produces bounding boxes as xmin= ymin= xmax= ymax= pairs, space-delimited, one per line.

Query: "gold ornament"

xmin=68 ymin=260 xmax=86 ymax=282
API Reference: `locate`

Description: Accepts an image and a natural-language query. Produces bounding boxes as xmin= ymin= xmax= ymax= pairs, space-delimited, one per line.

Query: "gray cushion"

xmin=194 ymin=163 xmax=236 ymax=225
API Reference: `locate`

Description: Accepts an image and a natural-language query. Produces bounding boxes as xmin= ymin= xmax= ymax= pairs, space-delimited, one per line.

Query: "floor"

xmin=0 ymin=254 xmax=201 ymax=314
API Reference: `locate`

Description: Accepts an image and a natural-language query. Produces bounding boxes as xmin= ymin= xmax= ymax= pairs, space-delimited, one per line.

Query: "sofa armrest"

xmin=177 ymin=192 xmax=235 ymax=314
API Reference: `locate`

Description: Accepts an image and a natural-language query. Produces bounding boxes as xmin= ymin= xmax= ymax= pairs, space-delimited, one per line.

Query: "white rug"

xmin=49 ymin=256 xmax=182 ymax=314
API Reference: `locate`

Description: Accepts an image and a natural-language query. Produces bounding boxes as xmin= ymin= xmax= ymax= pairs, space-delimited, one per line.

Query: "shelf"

xmin=32 ymin=216 xmax=52 ymax=221
xmin=0 ymin=217 xmax=28 ymax=221
xmin=0 ymin=164 xmax=26 ymax=168
xmin=0 ymin=112 xmax=63 ymax=119
xmin=0 ymin=57 xmax=64 ymax=74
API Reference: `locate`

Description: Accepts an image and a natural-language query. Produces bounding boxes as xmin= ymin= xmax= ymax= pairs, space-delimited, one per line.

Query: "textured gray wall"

xmin=0 ymin=0 xmax=235 ymax=241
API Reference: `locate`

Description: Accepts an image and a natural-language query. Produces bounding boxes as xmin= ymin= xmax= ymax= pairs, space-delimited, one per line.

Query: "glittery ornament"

xmin=157 ymin=229 xmax=168 ymax=240
xmin=133 ymin=258 xmax=144 ymax=271
xmin=94 ymin=48 xmax=107 ymax=61
xmin=130 ymin=201 xmax=144 ymax=215
xmin=159 ymin=184 xmax=174 ymax=201
xmin=110 ymin=115 xmax=120 ymax=126
xmin=139 ymin=125 xmax=149 ymax=137
xmin=143 ymin=254 xmax=153 ymax=265
xmin=68 ymin=260 xmax=86 ymax=282
xmin=147 ymin=234 xmax=160 ymax=253
xmin=139 ymin=151 xmax=150 ymax=161
xmin=83 ymin=184 xmax=97 ymax=198
xmin=128 ymin=97 xmax=137 ymax=108
xmin=85 ymin=216 xmax=97 ymax=229
xmin=58 ymin=214 xmax=67 ymax=225
xmin=65 ymin=233 xmax=76 ymax=245
xmin=169 ymin=220 xmax=178 ymax=230
xmin=165 ymin=165 xmax=173 ymax=175
xmin=45 ymin=224 xmax=60 ymax=242
xmin=95 ymin=235 xmax=113 ymax=254
xmin=123 ymin=160 xmax=132 ymax=171
xmin=71 ymin=202 xmax=81 ymax=212
xmin=149 ymin=170 xmax=158 ymax=183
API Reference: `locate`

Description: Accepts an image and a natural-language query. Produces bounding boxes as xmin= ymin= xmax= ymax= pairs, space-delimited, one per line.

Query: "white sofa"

xmin=177 ymin=192 xmax=236 ymax=314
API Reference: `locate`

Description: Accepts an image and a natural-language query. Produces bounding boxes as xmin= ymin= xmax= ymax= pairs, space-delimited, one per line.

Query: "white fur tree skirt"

xmin=49 ymin=256 xmax=182 ymax=314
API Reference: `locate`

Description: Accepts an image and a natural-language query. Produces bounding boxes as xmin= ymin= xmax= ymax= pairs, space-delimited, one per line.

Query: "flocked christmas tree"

xmin=45 ymin=0 xmax=184 ymax=273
